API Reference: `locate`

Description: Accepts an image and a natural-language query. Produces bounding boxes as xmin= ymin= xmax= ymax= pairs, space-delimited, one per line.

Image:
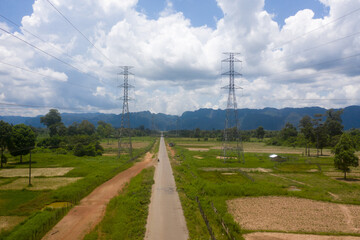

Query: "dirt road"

xmin=145 ymin=136 xmax=189 ymax=240
xmin=42 ymin=152 xmax=154 ymax=240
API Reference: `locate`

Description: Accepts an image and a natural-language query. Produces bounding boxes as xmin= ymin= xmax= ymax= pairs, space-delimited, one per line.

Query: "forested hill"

xmin=1 ymin=106 xmax=360 ymax=131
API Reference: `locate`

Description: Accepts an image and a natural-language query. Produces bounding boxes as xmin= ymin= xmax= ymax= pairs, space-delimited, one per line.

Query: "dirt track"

xmin=42 ymin=152 xmax=155 ymax=240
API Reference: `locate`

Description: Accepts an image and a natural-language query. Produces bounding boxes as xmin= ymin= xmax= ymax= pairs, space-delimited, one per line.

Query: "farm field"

xmin=166 ymin=137 xmax=360 ymax=240
xmin=0 ymin=136 xmax=156 ymax=240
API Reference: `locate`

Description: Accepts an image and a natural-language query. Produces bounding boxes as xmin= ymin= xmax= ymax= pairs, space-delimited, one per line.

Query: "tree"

xmin=0 ymin=121 xmax=12 ymax=168
xmin=299 ymin=115 xmax=314 ymax=156
xmin=313 ymin=114 xmax=325 ymax=157
xmin=8 ymin=124 xmax=36 ymax=163
xmin=78 ymin=120 xmax=96 ymax=135
xmin=333 ymin=133 xmax=359 ymax=180
xmin=97 ymin=121 xmax=114 ymax=144
xmin=324 ymin=109 xmax=344 ymax=138
xmin=67 ymin=122 xmax=79 ymax=136
xmin=256 ymin=126 xmax=265 ymax=140
xmin=40 ymin=109 xmax=62 ymax=137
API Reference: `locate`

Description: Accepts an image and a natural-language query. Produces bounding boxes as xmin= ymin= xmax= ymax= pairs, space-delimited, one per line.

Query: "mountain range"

xmin=1 ymin=106 xmax=360 ymax=131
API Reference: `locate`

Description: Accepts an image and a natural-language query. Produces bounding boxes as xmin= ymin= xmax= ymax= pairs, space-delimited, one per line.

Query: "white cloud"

xmin=0 ymin=0 xmax=360 ymax=116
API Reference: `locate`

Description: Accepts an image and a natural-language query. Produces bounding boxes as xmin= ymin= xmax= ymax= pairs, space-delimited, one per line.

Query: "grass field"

xmin=166 ymin=138 xmax=360 ymax=240
xmin=0 ymin=136 xmax=156 ymax=240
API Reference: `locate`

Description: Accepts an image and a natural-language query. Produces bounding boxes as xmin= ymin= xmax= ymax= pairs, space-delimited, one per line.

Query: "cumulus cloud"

xmin=0 ymin=0 xmax=359 ymax=116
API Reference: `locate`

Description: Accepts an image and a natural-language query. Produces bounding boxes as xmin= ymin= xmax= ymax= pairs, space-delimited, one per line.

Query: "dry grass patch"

xmin=187 ymin=148 xmax=209 ymax=152
xmin=0 ymin=216 xmax=27 ymax=231
xmin=332 ymin=178 xmax=360 ymax=184
xmin=193 ymin=155 xmax=203 ymax=159
xmin=228 ymin=196 xmax=360 ymax=234
xmin=44 ymin=202 xmax=72 ymax=209
xmin=0 ymin=168 xmax=74 ymax=177
xmin=201 ymin=167 xmax=272 ymax=173
xmin=244 ymin=232 xmax=360 ymax=240
xmin=0 ymin=177 xmax=82 ymax=190
xmin=102 ymin=153 xmax=117 ymax=156
xmin=324 ymin=172 xmax=360 ymax=178
xmin=101 ymin=141 xmax=149 ymax=149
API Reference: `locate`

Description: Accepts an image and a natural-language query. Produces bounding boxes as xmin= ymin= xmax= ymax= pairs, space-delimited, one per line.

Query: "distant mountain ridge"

xmin=1 ymin=106 xmax=360 ymax=131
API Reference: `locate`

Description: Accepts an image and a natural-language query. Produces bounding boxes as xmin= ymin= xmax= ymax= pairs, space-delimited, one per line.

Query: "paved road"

xmin=42 ymin=153 xmax=154 ymax=240
xmin=145 ymin=136 xmax=189 ymax=240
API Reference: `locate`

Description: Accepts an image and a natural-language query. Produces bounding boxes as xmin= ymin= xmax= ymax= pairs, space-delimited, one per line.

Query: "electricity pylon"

xmin=118 ymin=66 xmax=134 ymax=159
xmin=221 ymin=52 xmax=244 ymax=163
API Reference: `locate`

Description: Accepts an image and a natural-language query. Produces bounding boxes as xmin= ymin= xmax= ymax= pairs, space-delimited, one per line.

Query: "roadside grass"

xmin=166 ymin=137 xmax=360 ymax=239
xmin=0 ymin=137 xmax=156 ymax=240
xmin=84 ymin=167 xmax=155 ymax=240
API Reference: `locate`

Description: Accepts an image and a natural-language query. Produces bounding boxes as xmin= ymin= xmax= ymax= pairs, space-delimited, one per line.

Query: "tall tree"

xmin=40 ymin=109 xmax=62 ymax=137
xmin=280 ymin=122 xmax=298 ymax=140
xmin=299 ymin=115 xmax=314 ymax=156
xmin=97 ymin=121 xmax=113 ymax=144
xmin=333 ymin=133 xmax=359 ymax=180
xmin=78 ymin=120 xmax=96 ymax=135
xmin=324 ymin=109 xmax=344 ymax=137
xmin=313 ymin=114 xmax=324 ymax=157
xmin=8 ymin=124 xmax=36 ymax=163
xmin=0 ymin=121 xmax=12 ymax=168
xmin=256 ymin=126 xmax=265 ymax=140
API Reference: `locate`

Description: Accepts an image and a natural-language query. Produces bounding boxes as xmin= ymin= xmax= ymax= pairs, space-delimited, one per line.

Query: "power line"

xmin=45 ymin=0 xmax=115 ymax=66
xmin=0 ymin=13 xmax=97 ymax=73
xmin=0 ymin=60 xmax=94 ymax=91
xmin=263 ymin=52 xmax=360 ymax=79
xmin=0 ymin=27 xmax=103 ymax=83
xmin=263 ymin=30 xmax=360 ymax=65
xmin=273 ymin=7 xmax=360 ymax=50
xmin=0 ymin=102 xmax=87 ymax=111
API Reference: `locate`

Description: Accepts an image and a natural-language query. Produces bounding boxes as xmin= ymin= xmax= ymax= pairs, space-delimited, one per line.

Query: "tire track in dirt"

xmin=42 ymin=152 xmax=155 ymax=240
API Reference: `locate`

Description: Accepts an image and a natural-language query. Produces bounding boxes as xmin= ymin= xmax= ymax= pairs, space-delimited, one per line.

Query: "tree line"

xmin=0 ymin=109 xmax=156 ymax=167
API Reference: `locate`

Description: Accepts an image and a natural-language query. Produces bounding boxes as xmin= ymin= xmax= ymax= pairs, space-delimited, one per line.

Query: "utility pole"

xmin=118 ymin=66 xmax=134 ymax=159
xmin=221 ymin=52 xmax=244 ymax=163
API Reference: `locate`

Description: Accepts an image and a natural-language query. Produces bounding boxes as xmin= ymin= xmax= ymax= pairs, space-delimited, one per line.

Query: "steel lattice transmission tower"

xmin=118 ymin=66 xmax=134 ymax=159
xmin=221 ymin=52 xmax=244 ymax=163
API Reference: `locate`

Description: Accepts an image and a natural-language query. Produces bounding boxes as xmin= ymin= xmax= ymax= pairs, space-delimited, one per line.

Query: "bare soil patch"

xmin=42 ymin=152 xmax=155 ymax=240
xmin=216 ymin=156 xmax=237 ymax=160
xmin=0 ymin=177 xmax=82 ymax=190
xmin=244 ymin=232 xmax=360 ymax=240
xmin=0 ymin=168 xmax=74 ymax=177
xmin=288 ymin=186 xmax=301 ymax=191
xmin=0 ymin=216 xmax=27 ymax=231
xmin=228 ymin=196 xmax=360 ymax=234
xmin=187 ymin=148 xmax=209 ymax=152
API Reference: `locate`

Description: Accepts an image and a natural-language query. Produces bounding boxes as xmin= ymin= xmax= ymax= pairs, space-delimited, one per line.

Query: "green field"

xmin=0 ymin=137 xmax=155 ymax=240
xmin=166 ymin=138 xmax=360 ymax=240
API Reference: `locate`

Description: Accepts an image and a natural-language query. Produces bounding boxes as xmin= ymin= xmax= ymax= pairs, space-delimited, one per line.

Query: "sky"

xmin=0 ymin=0 xmax=359 ymax=116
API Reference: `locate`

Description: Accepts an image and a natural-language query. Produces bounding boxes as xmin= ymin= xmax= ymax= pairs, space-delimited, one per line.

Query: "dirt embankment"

xmin=42 ymin=152 xmax=155 ymax=240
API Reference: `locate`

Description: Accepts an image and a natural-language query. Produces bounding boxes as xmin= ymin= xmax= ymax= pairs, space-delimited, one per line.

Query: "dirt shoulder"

xmin=42 ymin=152 xmax=155 ymax=240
